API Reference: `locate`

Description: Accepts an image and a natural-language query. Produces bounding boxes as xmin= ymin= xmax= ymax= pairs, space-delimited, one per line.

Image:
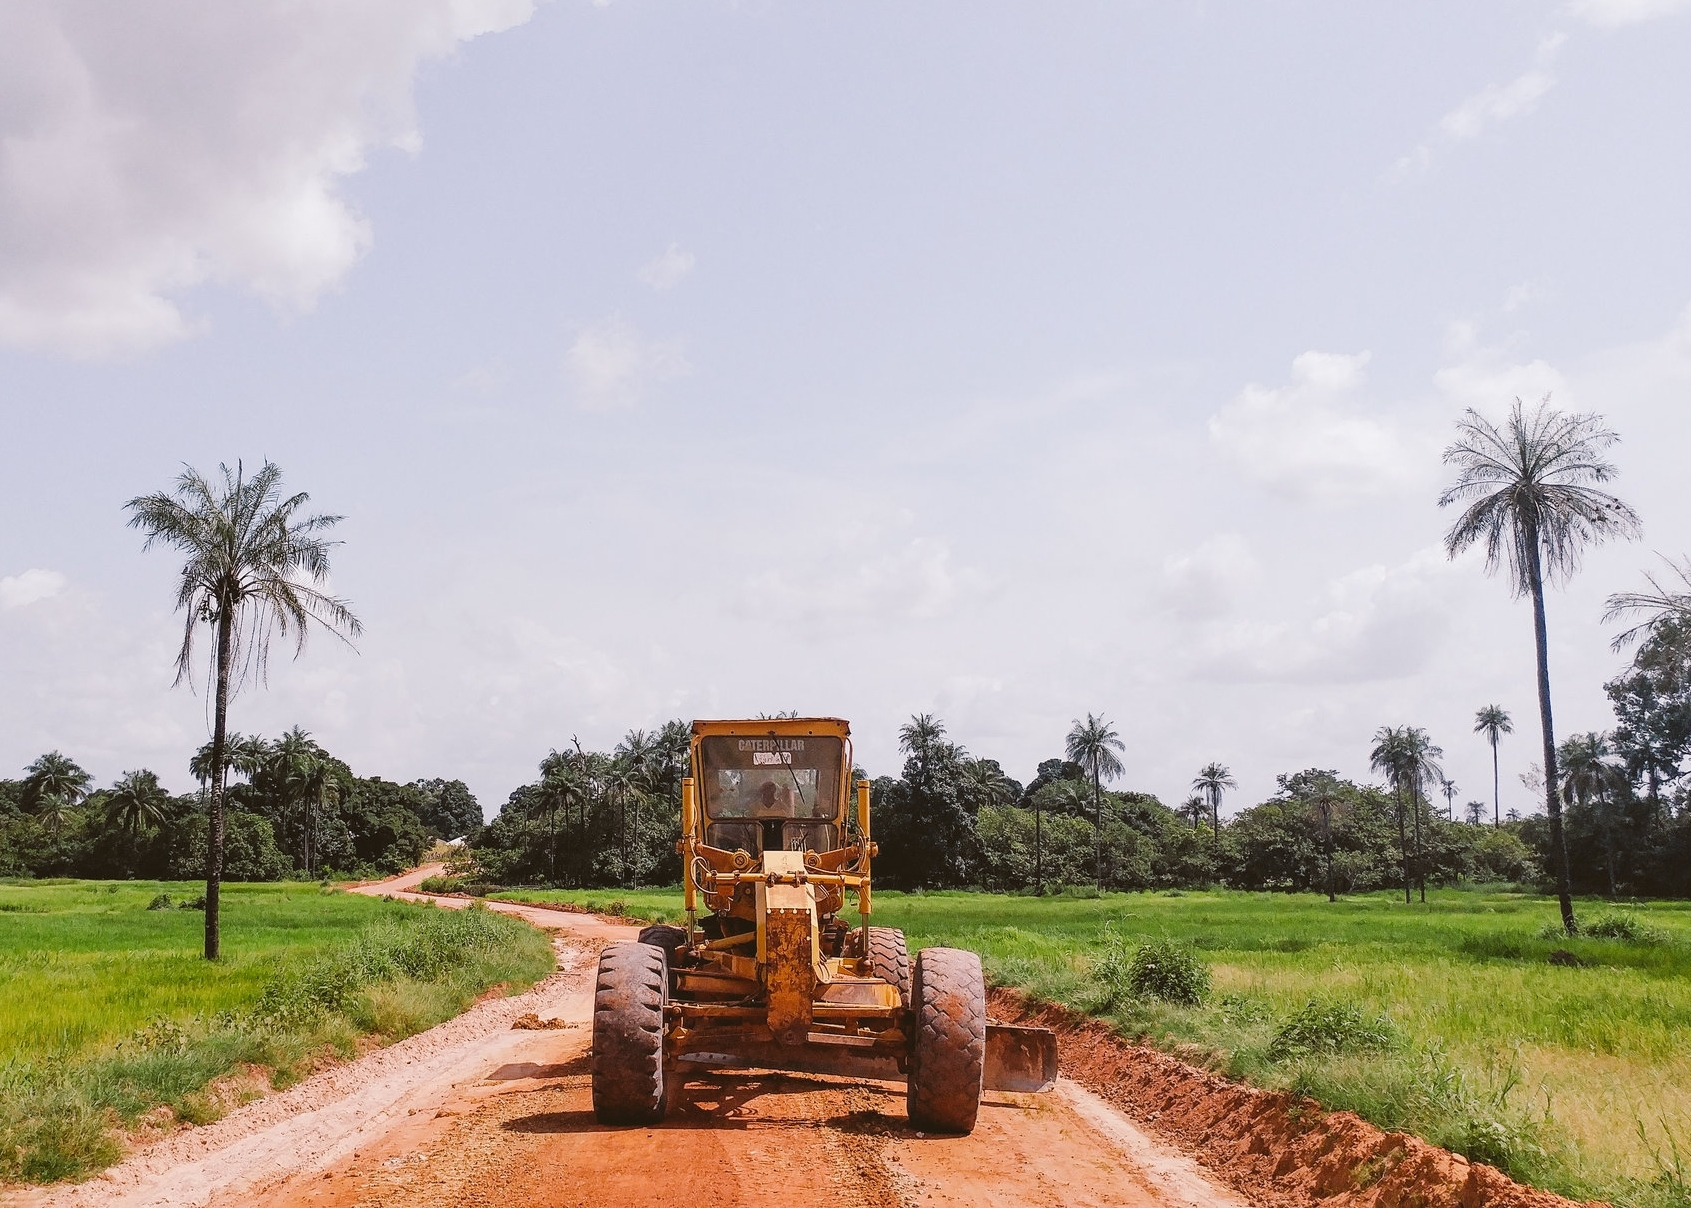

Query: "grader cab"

xmin=590 ymin=717 xmax=1057 ymax=1133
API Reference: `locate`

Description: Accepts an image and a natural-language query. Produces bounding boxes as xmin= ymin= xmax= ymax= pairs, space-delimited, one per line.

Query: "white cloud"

xmin=0 ymin=0 xmax=540 ymax=358
xmin=564 ymin=316 xmax=689 ymax=410
xmin=1194 ymin=548 xmax=1457 ymax=684
xmin=638 ymin=243 xmax=696 ymax=291
xmin=1393 ymin=34 xmax=1565 ymax=176
xmin=1502 ymin=278 xmax=1553 ymax=314
xmin=726 ymin=506 xmax=979 ymax=631
xmin=741 ymin=536 xmax=962 ymax=627
xmin=1208 ymin=350 xmax=1419 ymax=500
xmin=0 ymin=568 xmax=66 ymax=610
xmin=1567 ymin=0 xmax=1691 ymax=26
xmin=1441 ymin=37 xmax=1564 ymax=140
xmin=1159 ymin=534 xmax=1260 ymax=621
xmin=1432 ymin=349 xmax=1569 ymax=412
xmin=452 ymin=358 xmax=511 ymax=394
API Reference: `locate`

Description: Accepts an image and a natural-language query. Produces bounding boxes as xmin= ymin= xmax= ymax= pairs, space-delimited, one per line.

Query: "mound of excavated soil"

xmin=987 ymin=988 xmax=1601 ymax=1208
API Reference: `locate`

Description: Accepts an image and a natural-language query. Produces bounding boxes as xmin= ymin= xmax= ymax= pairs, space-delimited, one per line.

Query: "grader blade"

xmin=675 ymin=1040 xmax=903 ymax=1083
xmin=984 ymin=1022 xmax=1058 ymax=1092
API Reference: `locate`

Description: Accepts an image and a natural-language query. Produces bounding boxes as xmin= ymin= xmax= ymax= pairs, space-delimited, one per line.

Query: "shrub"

xmin=146 ymin=893 xmax=172 ymax=910
xmin=1094 ymin=934 xmax=1210 ymax=1008
xmin=1582 ymin=911 xmax=1669 ymax=946
xmin=1127 ymin=939 xmax=1210 ymax=1005
xmin=1269 ymin=999 xmax=1403 ymax=1059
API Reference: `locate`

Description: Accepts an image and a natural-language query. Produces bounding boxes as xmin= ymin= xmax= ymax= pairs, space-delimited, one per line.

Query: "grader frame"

xmin=590 ymin=717 xmax=1056 ymax=1133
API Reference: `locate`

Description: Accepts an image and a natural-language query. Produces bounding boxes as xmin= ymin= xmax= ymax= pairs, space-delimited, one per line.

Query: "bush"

xmin=1583 ymin=911 xmax=1669 ymax=946
xmin=1094 ymin=934 xmax=1210 ymax=1008
xmin=146 ymin=893 xmax=172 ymax=910
xmin=416 ymin=875 xmax=503 ymax=897
xmin=1269 ymin=999 xmax=1404 ymax=1059
xmin=1128 ymin=939 xmax=1211 ymax=1005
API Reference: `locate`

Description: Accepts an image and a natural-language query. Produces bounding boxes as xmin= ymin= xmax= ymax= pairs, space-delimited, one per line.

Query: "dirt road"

xmin=18 ymin=870 xmax=1251 ymax=1208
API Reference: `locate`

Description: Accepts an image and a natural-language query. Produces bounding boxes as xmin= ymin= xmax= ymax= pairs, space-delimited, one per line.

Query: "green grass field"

xmin=494 ymin=884 xmax=1691 ymax=1207
xmin=0 ymin=879 xmax=553 ymax=1184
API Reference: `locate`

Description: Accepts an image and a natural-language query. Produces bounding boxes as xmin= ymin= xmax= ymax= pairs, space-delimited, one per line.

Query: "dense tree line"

xmin=453 ymin=598 xmax=1691 ymax=897
xmin=865 ymin=720 xmax=1543 ymax=896
xmin=468 ymin=723 xmax=691 ymax=887
xmin=0 ymin=731 xmax=478 ymax=882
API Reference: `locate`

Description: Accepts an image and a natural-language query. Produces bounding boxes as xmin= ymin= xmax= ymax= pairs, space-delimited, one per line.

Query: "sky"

xmin=3 ymin=0 xmax=1690 ymax=823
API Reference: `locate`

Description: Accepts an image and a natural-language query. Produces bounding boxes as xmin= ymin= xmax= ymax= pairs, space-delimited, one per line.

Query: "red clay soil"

xmin=987 ymin=989 xmax=1602 ymax=1208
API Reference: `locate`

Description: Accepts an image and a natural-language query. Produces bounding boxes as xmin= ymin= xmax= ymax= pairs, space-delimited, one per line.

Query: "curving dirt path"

xmin=11 ymin=870 xmax=1251 ymax=1208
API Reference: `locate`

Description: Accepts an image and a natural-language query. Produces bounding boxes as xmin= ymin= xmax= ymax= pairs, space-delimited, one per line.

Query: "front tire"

xmin=906 ymin=947 xmax=986 ymax=1134
xmin=591 ymin=942 xmax=667 ymax=1125
xmin=864 ymin=926 xmax=911 ymax=1007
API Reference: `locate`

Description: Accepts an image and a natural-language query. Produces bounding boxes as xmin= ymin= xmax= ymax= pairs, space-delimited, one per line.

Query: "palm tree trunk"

xmin=205 ymin=608 xmax=233 ymax=961
xmin=1603 ymin=798 xmax=1617 ymax=900
xmin=1526 ymin=537 xmax=1576 ymax=934
xmin=1396 ymin=786 xmax=1410 ymax=904
xmin=1414 ymin=790 xmax=1425 ymax=903
xmin=1491 ymin=737 xmax=1501 ymax=829
xmin=1034 ymin=797 xmax=1043 ymax=896
xmin=1325 ymin=825 xmax=1335 ymax=903
xmin=1093 ymin=770 xmax=1103 ymax=894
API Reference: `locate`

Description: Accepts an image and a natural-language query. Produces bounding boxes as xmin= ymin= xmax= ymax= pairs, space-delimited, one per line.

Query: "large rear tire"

xmin=906 ymin=947 xmax=985 ymax=1134
xmin=637 ymin=923 xmax=688 ymax=962
xmin=865 ymin=927 xmax=911 ymax=1006
xmin=591 ymin=942 xmax=667 ymax=1125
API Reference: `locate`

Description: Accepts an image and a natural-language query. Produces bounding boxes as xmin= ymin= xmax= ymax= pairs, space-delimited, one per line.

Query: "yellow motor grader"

xmin=591 ymin=717 xmax=1057 ymax=1133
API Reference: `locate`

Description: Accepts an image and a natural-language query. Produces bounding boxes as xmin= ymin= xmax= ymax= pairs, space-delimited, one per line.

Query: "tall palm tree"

xmin=1402 ymin=728 xmax=1443 ymax=903
xmin=1440 ymin=776 xmax=1458 ymax=821
xmin=22 ymin=751 xmax=92 ymax=835
xmin=190 ymin=731 xmax=254 ymax=799
xmin=898 ymin=714 xmax=946 ymax=779
xmin=1559 ymin=731 xmax=1625 ymax=900
xmin=1370 ymin=727 xmax=1443 ymax=903
xmin=1473 ymin=705 xmax=1513 ymax=829
xmin=1370 ymin=727 xmax=1410 ymax=902
xmin=537 ymin=749 xmax=581 ymax=886
xmin=273 ymin=727 xmax=338 ymax=877
xmin=1440 ymin=398 xmax=1641 ymax=934
xmin=1303 ymin=774 xmax=1346 ymax=903
xmin=105 ymin=769 xmax=170 ymax=838
xmin=1191 ymin=762 xmax=1236 ymax=842
xmin=1066 ymin=714 xmax=1125 ymax=893
xmin=127 ymin=462 xmax=361 ymax=960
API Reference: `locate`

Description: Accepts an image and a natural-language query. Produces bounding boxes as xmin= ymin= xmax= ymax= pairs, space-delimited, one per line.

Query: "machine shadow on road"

xmin=500 ymin=1068 xmax=1038 ymax=1140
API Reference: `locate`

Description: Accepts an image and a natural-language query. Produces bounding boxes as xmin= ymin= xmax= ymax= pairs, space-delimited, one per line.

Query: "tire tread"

xmin=591 ymin=941 xmax=667 ymax=1125
xmin=906 ymin=946 xmax=985 ymax=1134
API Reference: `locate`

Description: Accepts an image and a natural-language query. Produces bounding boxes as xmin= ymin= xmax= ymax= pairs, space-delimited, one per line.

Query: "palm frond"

xmin=126 ymin=460 xmax=361 ymax=698
xmin=1603 ymin=555 xmax=1691 ymax=651
xmin=1439 ymin=397 xmax=1640 ymax=596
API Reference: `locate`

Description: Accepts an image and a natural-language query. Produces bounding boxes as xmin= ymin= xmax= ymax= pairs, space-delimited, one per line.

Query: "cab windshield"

xmin=699 ymin=735 xmax=843 ymax=821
